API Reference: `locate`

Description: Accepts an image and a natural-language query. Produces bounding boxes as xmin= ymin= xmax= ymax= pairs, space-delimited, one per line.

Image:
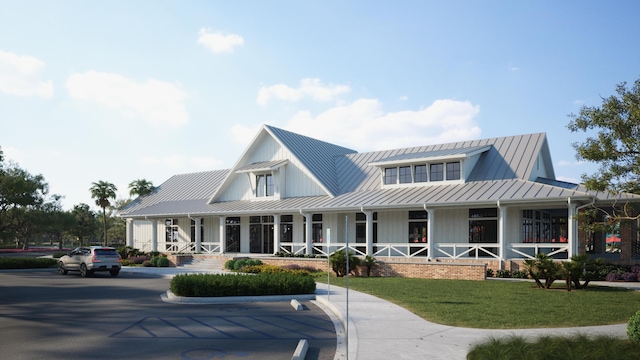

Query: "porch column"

xmin=568 ymin=203 xmax=577 ymax=258
xmin=219 ymin=216 xmax=226 ymax=254
xmin=126 ymin=219 xmax=133 ymax=247
xmin=426 ymin=208 xmax=435 ymax=260
xmin=498 ymin=205 xmax=507 ymax=266
xmin=364 ymin=210 xmax=373 ymax=255
xmin=151 ymin=219 xmax=158 ymax=253
xmin=302 ymin=212 xmax=312 ymax=255
xmin=273 ymin=214 xmax=280 ymax=255
xmin=194 ymin=217 xmax=202 ymax=253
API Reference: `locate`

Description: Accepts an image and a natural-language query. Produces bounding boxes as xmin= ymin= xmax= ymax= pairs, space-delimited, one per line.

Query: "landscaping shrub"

xmin=243 ymin=264 xmax=311 ymax=276
xmin=496 ymin=270 xmax=511 ymax=278
xmin=606 ymin=272 xmax=621 ymax=282
xmin=628 ymin=310 xmax=640 ymax=344
xmin=155 ymin=256 xmax=170 ymax=267
xmin=623 ymin=272 xmax=638 ymax=282
xmin=53 ymin=251 xmax=67 ymax=259
xmin=170 ymin=272 xmax=315 ymax=297
xmin=468 ymin=334 xmax=640 ymax=360
xmin=0 ymin=257 xmax=57 ymax=269
xmin=329 ymin=250 xmax=361 ymax=277
xmin=511 ymin=270 xmax=528 ymax=279
xmin=224 ymin=259 xmax=236 ymax=270
xmin=524 ymin=253 xmax=562 ymax=289
xmin=485 ymin=269 xmax=494 ymax=277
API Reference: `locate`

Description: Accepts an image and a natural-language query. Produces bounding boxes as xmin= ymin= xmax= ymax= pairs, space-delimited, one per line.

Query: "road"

xmin=0 ymin=269 xmax=336 ymax=360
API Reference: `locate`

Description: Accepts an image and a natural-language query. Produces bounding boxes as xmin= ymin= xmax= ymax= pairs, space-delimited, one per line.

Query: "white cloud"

xmin=508 ymin=64 xmax=520 ymax=72
xmin=66 ymin=71 xmax=188 ymax=128
xmin=257 ymin=78 xmax=350 ymax=105
xmin=281 ymin=98 xmax=480 ymax=151
xmin=198 ymin=28 xmax=244 ymax=53
xmin=230 ymin=123 xmax=263 ymax=145
xmin=0 ymin=50 xmax=53 ymax=98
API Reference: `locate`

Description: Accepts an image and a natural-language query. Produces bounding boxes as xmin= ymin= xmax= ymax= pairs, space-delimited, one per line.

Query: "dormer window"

xmin=447 ymin=162 xmax=461 ymax=180
xmin=430 ymin=163 xmax=444 ymax=181
xmin=256 ymin=174 xmax=274 ymax=197
xmin=371 ymin=145 xmax=491 ymax=187
xmin=383 ymin=161 xmax=461 ymax=185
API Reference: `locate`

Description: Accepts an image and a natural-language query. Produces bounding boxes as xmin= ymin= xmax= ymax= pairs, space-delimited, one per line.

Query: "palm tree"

xmin=89 ymin=181 xmax=117 ymax=246
xmin=128 ymin=179 xmax=155 ymax=198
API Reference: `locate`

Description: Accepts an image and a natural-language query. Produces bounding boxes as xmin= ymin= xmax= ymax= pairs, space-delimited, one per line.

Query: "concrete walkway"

xmin=315 ymin=281 xmax=630 ymax=360
xmin=122 ymin=267 xmax=635 ymax=360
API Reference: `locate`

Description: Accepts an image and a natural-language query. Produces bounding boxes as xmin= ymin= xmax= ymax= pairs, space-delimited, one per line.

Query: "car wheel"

xmin=80 ymin=263 xmax=89 ymax=277
xmin=58 ymin=262 xmax=68 ymax=275
xmin=109 ymin=269 xmax=120 ymax=277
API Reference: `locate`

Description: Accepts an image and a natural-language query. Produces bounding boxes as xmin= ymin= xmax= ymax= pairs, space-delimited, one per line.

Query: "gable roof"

xmin=208 ymin=125 xmax=357 ymax=202
xmin=120 ymin=127 xmax=640 ymax=218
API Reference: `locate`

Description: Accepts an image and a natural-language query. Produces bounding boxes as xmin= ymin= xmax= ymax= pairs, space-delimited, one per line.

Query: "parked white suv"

xmin=58 ymin=246 xmax=122 ymax=277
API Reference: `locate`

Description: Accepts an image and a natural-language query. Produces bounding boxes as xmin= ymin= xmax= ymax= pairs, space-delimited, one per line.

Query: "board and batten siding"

xmin=433 ymin=208 xmax=469 ymax=243
xmin=133 ymin=220 xmax=154 ymax=245
xmin=219 ymin=134 xmax=326 ymax=201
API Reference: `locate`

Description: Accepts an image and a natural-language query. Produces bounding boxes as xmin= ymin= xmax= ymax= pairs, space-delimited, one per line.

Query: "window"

xmin=408 ymin=210 xmax=428 ymax=256
xmin=257 ymin=174 xmax=273 ymax=197
xmin=521 ymin=210 xmax=552 ymax=243
xmin=280 ymin=215 xmax=293 ymax=243
xmin=408 ymin=211 xmax=428 ymax=243
xmin=469 ymin=209 xmax=497 ymax=255
xmin=446 ymin=162 xmax=460 ymax=180
xmin=303 ymin=214 xmax=323 ymax=243
xmin=225 ymin=217 xmax=240 ymax=252
xmin=399 ymin=166 xmax=412 ymax=183
xmin=414 ymin=165 xmax=427 ymax=182
xmin=266 ymin=175 xmax=274 ymax=196
xmin=190 ymin=218 xmax=204 ymax=243
xmin=165 ymin=219 xmax=179 ymax=242
xmin=256 ymin=174 xmax=273 ymax=197
xmin=430 ymin=163 xmax=444 ymax=181
xmin=356 ymin=212 xmax=378 ymax=252
xmin=384 ymin=168 xmax=397 ymax=184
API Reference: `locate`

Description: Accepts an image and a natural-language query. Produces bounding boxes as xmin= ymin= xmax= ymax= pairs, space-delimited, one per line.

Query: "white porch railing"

xmin=436 ymin=243 xmax=500 ymax=260
xmin=510 ymin=243 xmax=569 ymax=260
xmin=162 ymin=241 xmax=222 ymax=254
xmin=198 ymin=242 xmax=221 ymax=254
xmin=278 ymin=242 xmax=429 ymax=258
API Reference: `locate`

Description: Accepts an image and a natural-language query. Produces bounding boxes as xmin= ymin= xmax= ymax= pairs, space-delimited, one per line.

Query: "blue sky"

xmin=1 ymin=1 xmax=639 ymax=210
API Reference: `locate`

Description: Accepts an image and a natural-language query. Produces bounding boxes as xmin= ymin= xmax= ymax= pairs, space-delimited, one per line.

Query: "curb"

xmin=161 ymin=290 xmax=316 ymax=304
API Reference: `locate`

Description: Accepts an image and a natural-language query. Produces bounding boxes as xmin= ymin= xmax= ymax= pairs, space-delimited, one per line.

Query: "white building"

xmin=120 ymin=125 xmax=640 ymax=266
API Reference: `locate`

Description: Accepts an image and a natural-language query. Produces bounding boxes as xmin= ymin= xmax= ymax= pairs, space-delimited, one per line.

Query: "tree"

xmin=71 ymin=203 xmax=98 ymax=247
xmin=128 ymin=179 xmax=154 ymax=198
xmin=40 ymin=195 xmax=75 ymax=249
xmin=89 ymin=181 xmax=117 ymax=246
xmin=567 ymin=77 xmax=640 ymax=223
xmin=0 ymin=161 xmax=48 ymax=246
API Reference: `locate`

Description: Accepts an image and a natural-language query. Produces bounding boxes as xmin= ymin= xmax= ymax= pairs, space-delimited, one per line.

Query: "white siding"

xmin=219 ymin=133 xmax=326 ymax=201
xmin=133 ymin=220 xmax=154 ymax=247
xmin=433 ymin=208 xmax=468 ymax=243
xmin=377 ymin=210 xmax=409 ymax=244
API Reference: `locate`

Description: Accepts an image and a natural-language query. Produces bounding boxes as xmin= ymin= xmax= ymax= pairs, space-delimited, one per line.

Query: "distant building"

xmin=120 ymin=125 xmax=640 ymax=266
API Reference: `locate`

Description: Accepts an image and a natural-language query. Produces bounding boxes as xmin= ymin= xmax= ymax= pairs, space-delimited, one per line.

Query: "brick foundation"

xmin=261 ymin=257 xmax=486 ymax=281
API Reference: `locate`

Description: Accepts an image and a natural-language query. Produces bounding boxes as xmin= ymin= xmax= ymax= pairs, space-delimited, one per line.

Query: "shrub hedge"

xmin=170 ymin=272 xmax=316 ymax=297
xmin=0 ymin=257 xmax=57 ymax=269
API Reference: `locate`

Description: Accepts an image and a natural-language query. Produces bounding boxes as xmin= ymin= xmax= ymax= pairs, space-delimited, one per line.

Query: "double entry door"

xmin=250 ymin=216 xmax=274 ymax=254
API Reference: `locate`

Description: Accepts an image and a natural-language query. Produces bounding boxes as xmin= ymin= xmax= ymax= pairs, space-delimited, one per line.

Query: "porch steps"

xmin=178 ymin=255 xmax=226 ymax=271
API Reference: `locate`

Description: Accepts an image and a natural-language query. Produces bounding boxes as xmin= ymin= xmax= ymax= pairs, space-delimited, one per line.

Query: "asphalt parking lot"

xmin=0 ymin=269 xmax=336 ymax=360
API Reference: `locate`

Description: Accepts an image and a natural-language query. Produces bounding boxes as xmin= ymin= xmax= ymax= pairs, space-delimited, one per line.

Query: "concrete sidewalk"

xmin=314 ymin=282 xmax=629 ymax=360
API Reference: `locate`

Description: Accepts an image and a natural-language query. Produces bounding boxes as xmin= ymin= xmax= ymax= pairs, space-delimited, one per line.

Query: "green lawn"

xmin=317 ymin=276 xmax=640 ymax=329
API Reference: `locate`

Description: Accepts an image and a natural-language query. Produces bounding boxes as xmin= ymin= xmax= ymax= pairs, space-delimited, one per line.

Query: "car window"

xmin=93 ymin=249 xmax=119 ymax=256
